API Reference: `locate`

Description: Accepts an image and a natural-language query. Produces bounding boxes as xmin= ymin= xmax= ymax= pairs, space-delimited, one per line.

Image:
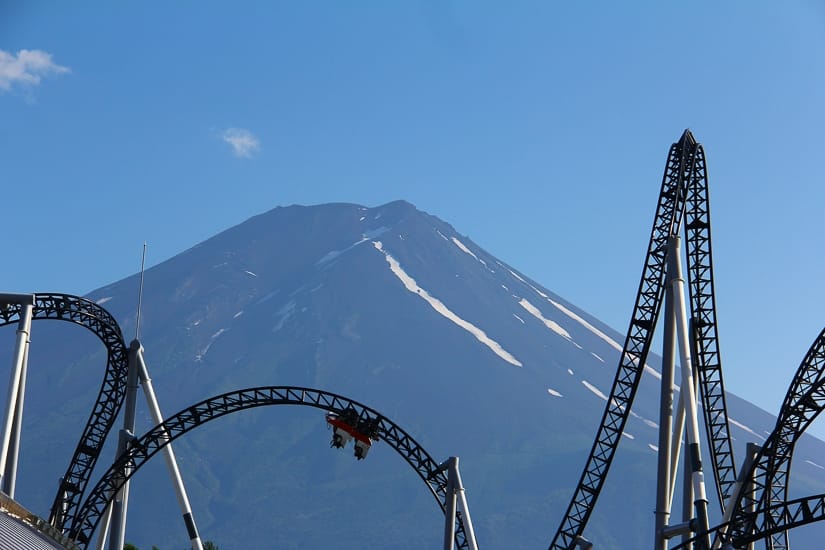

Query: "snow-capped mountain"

xmin=6 ymin=200 xmax=825 ymax=549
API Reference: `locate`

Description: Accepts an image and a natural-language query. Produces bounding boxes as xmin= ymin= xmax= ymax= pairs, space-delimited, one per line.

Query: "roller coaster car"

xmin=326 ymin=412 xmax=373 ymax=459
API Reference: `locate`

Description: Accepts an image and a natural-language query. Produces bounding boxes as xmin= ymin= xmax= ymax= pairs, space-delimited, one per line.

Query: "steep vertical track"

xmin=683 ymin=145 xmax=738 ymax=511
xmin=549 ymin=130 xmax=743 ymax=548
xmin=0 ymin=293 xmax=128 ymax=533
xmin=68 ymin=386 xmax=471 ymax=549
xmin=548 ymin=131 xmax=696 ymax=549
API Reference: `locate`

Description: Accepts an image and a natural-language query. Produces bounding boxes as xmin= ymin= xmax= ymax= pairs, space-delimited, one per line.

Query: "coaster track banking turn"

xmin=671 ymin=328 xmax=825 ymax=549
xmin=549 ymin=130 xmax=738 ymax=549
xmin=0 ymin=293 xmax=128 ymax=533
xmin=68 ymin=386 xmax=471 ymax=549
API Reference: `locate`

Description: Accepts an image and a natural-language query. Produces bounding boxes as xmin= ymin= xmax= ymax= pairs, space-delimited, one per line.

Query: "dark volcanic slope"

xmin=6 ymin=201 xmax=825 ymax=549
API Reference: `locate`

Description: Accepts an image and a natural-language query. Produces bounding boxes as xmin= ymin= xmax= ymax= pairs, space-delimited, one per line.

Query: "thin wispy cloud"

xmin=0 ymin=49 xmax=70 ymax=92
xmin=222 ymin=127 xmax=260 ymax=158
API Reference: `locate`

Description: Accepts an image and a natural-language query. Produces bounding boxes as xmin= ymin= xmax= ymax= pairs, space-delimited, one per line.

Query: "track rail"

xmin=549 ymin=130 xmax=739 ymax=548
xmin=548 ymin=131 xmax=695 ymax=549
xmin=0 ymin=293 xmax=128 ymax=532
xmin=673 ymin=491 xmax=825 ymax=549
xmin=69 ymin=386 xmax=471 ymax=549
xmin=684 ymin=145 xmax=737 ymax=511
xmin=722 ymin=327 xmax=825 ymax=550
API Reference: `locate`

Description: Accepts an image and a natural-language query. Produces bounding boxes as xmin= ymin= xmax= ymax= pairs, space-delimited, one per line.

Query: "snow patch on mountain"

xmin=729 ymin=417 xmax=765 ymax=440
xmin=547 ymin=388 xmax=563 ymax=397
xmin=805 ymin=460 xmax=825 ymax=470
xmin=582 ymin=380 xmax=608 ymax=401
xmin=256 ymin=289 xmax=280 ymax=305
xmin=513 ymin=314 xmax=525 ymax=324
xmin=316 ymin=227 xmax=390 ymax=267
xmin=195 ymin=328 xmax=229 ymax=361
xmin=451 ymin=237 xmax=488 ymax=268
xmin=518 ymin=298 xmax=574 ymax=342
xmin=96 ymin=296 xmax=112 ymax=305
xmin=273 ymin=300 xmax=296 ymax=332
xmin=547 ymin=298 xmax=666 ymax=383
xmin=372 ymin=240 xmax=522 ymax=367
xmin=590 ymin=352 xmax=604 ymax=363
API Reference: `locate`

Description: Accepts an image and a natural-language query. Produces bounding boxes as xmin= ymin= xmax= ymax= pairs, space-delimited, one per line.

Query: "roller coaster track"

xmin=672 ymin=491 xmax=825 ymax=549
xmin=68 ymin=386 xmax=471 ymax=549
xmin=549 ymin=130 xmax=738 ymax=549
xmin=0 ymin=293 xmax=128 ymax=533
xmin=718 ymin=327 xmax=825 ymax=550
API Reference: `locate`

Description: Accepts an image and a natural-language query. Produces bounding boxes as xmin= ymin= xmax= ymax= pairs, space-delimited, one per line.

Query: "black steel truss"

xmin=68 ymin=386 xmax=470 ymax=549
xmin=721 ymin=328 xmax=825 ymax=550
xmin=0 ymin=293 xmax=128 ymax=533
xmin=548 ymin=130 xmax=696 ymax=550
xmin=673 ymin=491 xmax=825 ymax=549
xmin=683 ymin=144 xmax=738 ymax=512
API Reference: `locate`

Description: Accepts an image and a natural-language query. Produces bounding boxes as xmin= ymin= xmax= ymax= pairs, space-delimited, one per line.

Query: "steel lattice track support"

xmin=673 ymin=492 xmax=825 ymax=549
xmin=69 ymin=386 xmax=471 ymax=549
xmin=683 ymin=145 xmax=738 ymax=512
xmin=0 ymin=293 xmax=128 ymax=533
xmin=548 ymin=131 xmax=696 ymax=550
xmin=721 ymin=327 xmax=825 ymax=550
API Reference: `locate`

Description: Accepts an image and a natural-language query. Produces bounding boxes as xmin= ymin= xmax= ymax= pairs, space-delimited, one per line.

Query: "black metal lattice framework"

xmin=684 ymin=148 xmax=738 ymax=510
xmin=673 ymin=491 xmax=825 ymax=550
xmin=713 ymin=328 xmax=825 ymax=550
xmin=0 ymin=293 xmax=128 ymax=533
xmin=549 ymin=130 xmax=739 ymax=549
xmin=68 ymin=386 xmax=471 ymax=549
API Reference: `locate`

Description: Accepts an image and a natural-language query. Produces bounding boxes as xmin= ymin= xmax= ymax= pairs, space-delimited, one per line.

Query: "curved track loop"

xmin=549 ymin=130 xmax=742 ymax=548
xmin=723 ymin=328 xmax=825 ymax=550
xmin=673 ymin=491 xmax=825 ymax=550
xmin=684 ymin=145 xmax=738 ymax=510
xmin=0 ymin=293 xmax=128 ymax=532
xmin=69 ymin=386 xmax=471 ymax=549
xmin=548 ymin=131 xmax=696 ymax=549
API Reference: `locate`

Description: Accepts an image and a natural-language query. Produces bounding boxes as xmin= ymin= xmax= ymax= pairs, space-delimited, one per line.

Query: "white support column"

xmin=451 ymin=457 xmax=478 ymax=550
xmin=94 ymin=502 xmax=113 ymax=550
xmin=441 ymin=457 xmax=478 ymax=550
xmin=0 ymin=297 xmax=33 ymax=496
xmin=668 ymin=235 xmax=711 ymax=549
xmin=4 ymin=336 xmax=30 ymax=498
xmin=108 ymin=340 xmax=141 ymax=550
xmin=134 ymin=343 xmax=203 ymax=550
xmin=655 ymin=276 xmax=678 ymax=550
xmin=443 ymin=457 xmax=458 ymax=550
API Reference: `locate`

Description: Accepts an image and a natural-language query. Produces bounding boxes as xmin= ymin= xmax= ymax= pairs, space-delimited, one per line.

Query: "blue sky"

xmin=2 ymin=2 xmax=824 ymax=433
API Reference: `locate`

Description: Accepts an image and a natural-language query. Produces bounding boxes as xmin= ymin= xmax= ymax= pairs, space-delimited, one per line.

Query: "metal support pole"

xmin=668 ymin=236 xmax=711 ymax=549
xmin=443 ymin=457 xmax=458 ymax=550
xmin=134 ymin=343 xmax=204 ymax=550
xmin=451 ymin=457 xmax=478 ymax=550
xmin=669 ymin=389 xmax=686 ymax=509
xmin=745 ymin=444 xmax=757 ymax=550
xmin=108 ymin=340 xmax=141 ymax=550
xmin=655 ymin=273 xmax=678 ymax=550
xmin=94 ymin=502 xmax=113 ymax=550
xmin=712 ymin=443 xmax=759 ymax=549
xmin=439 ymin=456 xmax=479 ymax=550
xmin=0 ymin=297 xmax=33 ymax=495
xmin=682 ymin=430 xmax=694 ymax=549
xmin=4 ymin=337 xmax=30 ymax=498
